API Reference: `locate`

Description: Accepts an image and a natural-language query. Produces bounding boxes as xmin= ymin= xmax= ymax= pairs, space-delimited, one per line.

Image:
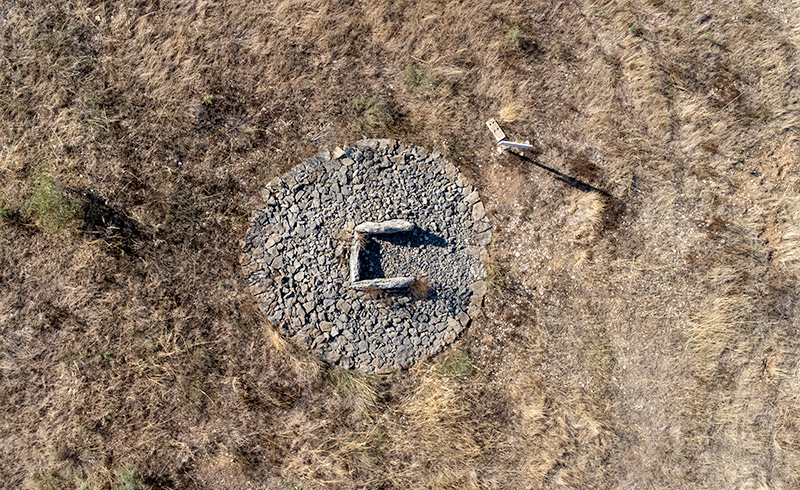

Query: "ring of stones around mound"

xmin=241 ymin=139 xmax=491 ymax=373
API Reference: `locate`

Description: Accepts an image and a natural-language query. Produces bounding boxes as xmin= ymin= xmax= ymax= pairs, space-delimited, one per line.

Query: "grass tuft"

xmin=564 ymin=190 xmax=606 ymax=245
xmin=114 ymin=468 xmax=149 ymax=490
xmin=348 ymin=95 xmax=398 ymax=134
xmin=434 ymin=349 xmax=471 ymax=380
xmin=26 ymin=167 xmax=82 ymax=233
xmin=499 ymin=102 xmax=524 ymax=123
xmin=390 ymin=360 xmax=481 ymax=486
xmin=31 ymin=471 xmax=67 ymax=490
xmin=505 ymin=26 xmax=521 ymax=49
xmin=326 ymin=366 xmax=369 ymax=395
xmin=402 ymin=64 xmax=435 ymax=99
xmin=324 ymin=366 xmax=378 ymax=413
xmin=410 ymin=275 xmax=431 ymax=299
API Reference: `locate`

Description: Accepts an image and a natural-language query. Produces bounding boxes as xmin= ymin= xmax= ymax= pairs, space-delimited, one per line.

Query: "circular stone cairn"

xmin=241 ymin=139 xmax=491 ymax=373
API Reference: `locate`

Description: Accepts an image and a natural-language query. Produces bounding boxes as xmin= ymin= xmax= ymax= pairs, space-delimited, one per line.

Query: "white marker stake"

xmin=498 ymin=140 xmax=533 ymax=150
xmin=486 ymin=118 xmax=506 ymax=142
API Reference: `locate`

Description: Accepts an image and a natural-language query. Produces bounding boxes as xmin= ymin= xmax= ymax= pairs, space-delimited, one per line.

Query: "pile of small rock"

xmin=241 ymin=139 xmax=491 ymax=373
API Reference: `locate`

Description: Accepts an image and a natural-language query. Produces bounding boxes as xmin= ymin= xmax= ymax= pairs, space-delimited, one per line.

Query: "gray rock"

xmin=472 ymin=202 xmax=486 ymax=222
xmin=351 ymin=277 xmax=415 ymax=291
xmin=337 ymin=298 xmax=352 ymax=315
xmin=473 ymin=219 xmax=491 ymax=234
xmin=447 ymin=317 xmax=460 ymax=331
xmin=354 ymin=219 xmax=415 ymax=234
xmin=469 ymin=281 xmax=487 ymax=299
xmin=349 ymin=236 xmax=361 ymax=282
xmin=457 ymin=312 xmax=470 ymax=329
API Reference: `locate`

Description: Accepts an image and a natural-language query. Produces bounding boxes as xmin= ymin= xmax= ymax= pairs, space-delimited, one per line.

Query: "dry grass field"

xmin=2 ymin=0 xmax=800 ymax=488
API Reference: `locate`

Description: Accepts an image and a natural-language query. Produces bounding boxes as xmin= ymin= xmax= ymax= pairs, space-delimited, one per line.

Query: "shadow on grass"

xmin=509 ymin=150 xmax=613 ymax=198
xmin=81 ymin=193 xmax=144 ymax=256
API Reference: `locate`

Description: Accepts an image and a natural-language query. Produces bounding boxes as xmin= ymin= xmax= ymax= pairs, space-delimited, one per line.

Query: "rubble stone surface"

xmin=241 ymin=139 xmax=491 ymax=373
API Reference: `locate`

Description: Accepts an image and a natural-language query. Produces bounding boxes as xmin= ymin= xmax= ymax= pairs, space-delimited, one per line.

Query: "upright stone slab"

xmin=351 ymin=277 xmax=416 ymax=291
xmin=354 ymin=220 xmax=415 ymax=234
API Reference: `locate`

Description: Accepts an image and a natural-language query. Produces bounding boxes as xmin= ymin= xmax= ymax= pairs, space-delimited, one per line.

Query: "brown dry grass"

xmin=409 ymin=276 xmax=432 ymax=300
xmin=2 ymin=0 xmax=800 ymax=488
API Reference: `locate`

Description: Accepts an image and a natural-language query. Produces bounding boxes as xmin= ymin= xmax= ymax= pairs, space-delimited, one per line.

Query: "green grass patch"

xmin=505 ymin=26 xmax=521 ymax=48
xmin=26 ymin=167 xmax=82 ymax=233
xmin=583 ymin=343 xmax=617 ymax=373
xmin=324 ymin=365 xmax=377 ymax=398
xmin=348 ymin=95 xmax=398 ymax=134
xmin=402 ymin=64 xmax=435 ymax=99
xmin=280 ymin=478 xmax=315 ymax=490
xmin=113 ymin=468 xmax=149 ymax=490
xmin=435 ymin=349 xmax=471 ymax=380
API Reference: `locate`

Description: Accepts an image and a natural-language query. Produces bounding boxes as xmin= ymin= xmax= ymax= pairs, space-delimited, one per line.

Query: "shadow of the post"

xmin=509 ymin=150 xmax=612 ymax=198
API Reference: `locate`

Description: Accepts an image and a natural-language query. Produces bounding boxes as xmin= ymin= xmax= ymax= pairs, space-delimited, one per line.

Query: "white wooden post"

xmin=486 ymin=118 xmax=532 ymax=153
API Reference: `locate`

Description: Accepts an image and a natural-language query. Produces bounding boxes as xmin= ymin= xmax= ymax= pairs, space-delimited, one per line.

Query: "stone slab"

xmin=349 ymin=236 xmax=361 ymax=282
xmin=351 ymin=277 xmax=415 ymax=291
xmin=354 ymin=219 xmax=415 ymax=234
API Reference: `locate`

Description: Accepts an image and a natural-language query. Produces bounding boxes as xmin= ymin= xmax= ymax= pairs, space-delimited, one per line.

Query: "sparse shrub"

xmin=505 ymin=26 xmax=521 ymax=49
xmin=202 ymin=93 xmax=214 ymax=105
xmin=26 ymin=167 xmax=82 ymax=233
xmin=627 ymin=23 xmax=643 ymax=37
xmin=0 ymin=197 xmax=8 ymax=220
xmin=355 ymin=230 xmax=369 ymax=249
xmin=548 ymin=43 xmax=572 ymax=62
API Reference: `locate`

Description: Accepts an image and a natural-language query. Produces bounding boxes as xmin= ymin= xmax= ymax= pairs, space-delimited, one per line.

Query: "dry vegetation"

xmin=1 ymin=0 xmax=799 ymax=488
